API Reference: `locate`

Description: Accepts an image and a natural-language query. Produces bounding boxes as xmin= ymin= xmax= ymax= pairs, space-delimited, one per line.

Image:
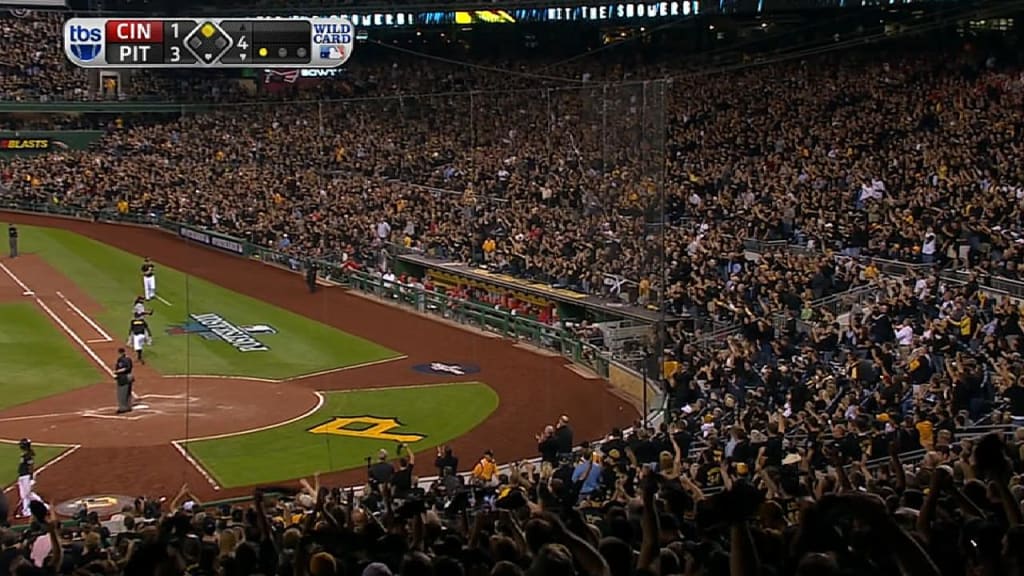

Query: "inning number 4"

xmin=236 ymin=35 xmax=248 ymax=51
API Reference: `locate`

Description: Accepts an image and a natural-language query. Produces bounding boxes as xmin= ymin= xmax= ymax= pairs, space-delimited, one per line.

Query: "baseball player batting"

xmin=141 ymin=257 xmax=157 ymax=301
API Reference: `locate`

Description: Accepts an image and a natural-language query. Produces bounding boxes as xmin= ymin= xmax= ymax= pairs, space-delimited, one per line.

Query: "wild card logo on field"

xmin=411 ymin=362 xmax=481 ymax=376
xmin=166 ymin=313 xmax=277 ymax=352
xmin=308 ymin=415 xmax=426 ymax=443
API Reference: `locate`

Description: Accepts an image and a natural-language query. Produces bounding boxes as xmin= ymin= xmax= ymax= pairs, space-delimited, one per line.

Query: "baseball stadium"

xmin=0 ymin=216 xmax=635 ymax=496
xmin=1 ymin=0 xmax=1024 ymax=575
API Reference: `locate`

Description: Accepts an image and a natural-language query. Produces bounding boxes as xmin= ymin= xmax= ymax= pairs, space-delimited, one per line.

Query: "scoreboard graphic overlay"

xmin=64 ymin=17 xmax=354 ymax=68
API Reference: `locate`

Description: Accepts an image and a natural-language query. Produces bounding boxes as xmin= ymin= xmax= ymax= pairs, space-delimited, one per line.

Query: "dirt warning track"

xmin=1 ymin=213 xmax=637 ymax=505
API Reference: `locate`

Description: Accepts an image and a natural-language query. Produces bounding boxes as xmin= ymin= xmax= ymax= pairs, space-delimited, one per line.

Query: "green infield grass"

xmin=183 ymin=382 xmax=499 ymax=488
xmin=18 ymin=226 xmax=401 ymax=380
xmin=0 ymin=442 xmax=69 ymax=488
xmin=0 ymin=302 xmax=105 ymax=411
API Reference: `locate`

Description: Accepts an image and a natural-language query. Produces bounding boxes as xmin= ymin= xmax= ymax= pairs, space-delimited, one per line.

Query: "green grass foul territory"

xmin=0 ymin=442 xmax=69 ymax=488
xmin=18 ymin=226 xmax=401 ymax=380
xmin=183 ymin=382 xmax=499 ymax=488
xmin=0 ymin=302 xmax=106 ymax=411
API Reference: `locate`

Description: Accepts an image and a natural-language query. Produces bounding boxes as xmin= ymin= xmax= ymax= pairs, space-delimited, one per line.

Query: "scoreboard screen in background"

xmin=63 ymin=17 xmax=355 ymax=68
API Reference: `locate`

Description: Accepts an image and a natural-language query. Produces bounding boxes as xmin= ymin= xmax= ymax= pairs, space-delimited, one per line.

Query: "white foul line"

xmin=161 ymin=355 xmax=408 ymax=384
xmin=283 ymin=355 xmax=409 ymax=382
xmin=155 ymin=295 xmax=172 ymax=306
xmin=34 ymin=297 xmax=114 ymax=377
xmin=56 ymin=291 xmax=112 ymax=342
xmin=0 ymin=261 xmax=33 ymax=295
xmin=0 ymin=263 xmax=114 ymax=377
xmin=161 ymin=374 xmax=279 ymax=384
xmin=171 ymin=441 xmax=221 ymax=491
xmin=328 ymin=381 xmax=484 ymax=394
xmin=3 ymin=445 xmax=81 ymax=494
xmin=0 ymin=437 xmax=78 ymax=448
xmin=0 ymin=411 xmax=83 ymax=423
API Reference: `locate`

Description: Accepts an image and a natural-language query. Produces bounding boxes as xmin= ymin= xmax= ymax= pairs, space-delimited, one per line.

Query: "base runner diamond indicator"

xmin=183 ymin=20 xmax=232 ymax=64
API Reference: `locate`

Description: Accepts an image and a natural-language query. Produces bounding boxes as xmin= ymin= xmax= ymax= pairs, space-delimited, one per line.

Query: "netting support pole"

xmin=601 ymin=84 xmax=609 ymax=174
xmin=470 ymin=91 xmax=476 ymax=158
xmin=655 ymin=79 xmax=670 ymax=424
xmin=545 ymin=89 xmax=552 ymax=149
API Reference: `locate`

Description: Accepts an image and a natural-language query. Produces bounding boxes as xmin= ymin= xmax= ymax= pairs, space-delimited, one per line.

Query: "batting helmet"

xmin=18 ymin=438 xmax=30 ymax=450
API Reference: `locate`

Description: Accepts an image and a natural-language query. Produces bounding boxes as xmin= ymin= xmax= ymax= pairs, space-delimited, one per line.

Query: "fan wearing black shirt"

xmin=554 ymin=415 xmax=574 ymax=459
xmin=392 ymin=444 xmax=416 ymax=496
xmin=537 ymin=426 xmax=559 ymax=465
xmin=434 ymin=446 xmax=458 ymax=477
xmin=1005 ymin=376 xmax=1024 ymax=423
xmin=869 ymin=305 xmax=896 ymax=343
xmin=369 ymin=449 xmax=395 ymax=489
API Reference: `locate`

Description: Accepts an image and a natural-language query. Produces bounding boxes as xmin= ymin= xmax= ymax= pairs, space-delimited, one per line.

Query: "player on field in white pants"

xmin=17 ymin=438 xmax=42 ymax=519
xmin=128 ymin=313 xmax=152 ymax=364
xmin=141 ymin=257 xmax=157 ymax=301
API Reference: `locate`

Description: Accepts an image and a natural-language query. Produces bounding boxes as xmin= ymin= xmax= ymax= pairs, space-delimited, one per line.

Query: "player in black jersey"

xmin=16 ymin=439 xmax=40 ymax=519
xmin=128 ymin=314 xmax=151 ymax=364
xmin=141 ymin=257 xmax=156 ymax=301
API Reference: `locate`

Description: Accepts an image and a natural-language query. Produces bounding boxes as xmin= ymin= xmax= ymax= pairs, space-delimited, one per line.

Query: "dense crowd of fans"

xmin=10 ymin=10 xmax=1024 ymax=323
xmin=3 ymin=412 xmax=1024 ymax=576
xmin=4 ymin=8 xmax=1024 ymax=575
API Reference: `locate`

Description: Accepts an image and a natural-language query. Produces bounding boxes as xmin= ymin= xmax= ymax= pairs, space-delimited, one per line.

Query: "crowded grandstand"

xmin=3 ymin=1 xmax=1024 ymax=575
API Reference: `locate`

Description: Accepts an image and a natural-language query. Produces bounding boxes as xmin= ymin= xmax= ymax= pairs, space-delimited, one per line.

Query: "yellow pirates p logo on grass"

xmin=307 ymin=415 xmax=426 ymax=443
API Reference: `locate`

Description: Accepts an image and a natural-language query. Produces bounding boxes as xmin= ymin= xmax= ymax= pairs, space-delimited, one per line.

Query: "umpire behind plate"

xmin=114 ymin=348 xmax=135 ymax=414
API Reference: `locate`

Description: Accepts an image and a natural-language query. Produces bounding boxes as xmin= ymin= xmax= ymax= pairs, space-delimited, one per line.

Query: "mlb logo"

xmin=65 ymin=23 xmax=103 ymax=64
xmin=320 ymin=45 xmax=345 ymax=60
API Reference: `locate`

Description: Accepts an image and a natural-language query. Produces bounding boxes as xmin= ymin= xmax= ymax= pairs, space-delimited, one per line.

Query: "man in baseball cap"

xmin=17 ymin=438 xmax=42 ymax=519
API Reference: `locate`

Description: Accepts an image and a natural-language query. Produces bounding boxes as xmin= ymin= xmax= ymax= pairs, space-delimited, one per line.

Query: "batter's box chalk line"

xmin=80 ymin=411 xmax=144 ymax=421
xmin=139 ymin=393 xmax=200 ymax=402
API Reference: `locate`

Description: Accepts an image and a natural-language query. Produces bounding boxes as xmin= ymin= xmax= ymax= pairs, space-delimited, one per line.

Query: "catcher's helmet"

xmin=18 ymin=438 xmax=30 ymax=450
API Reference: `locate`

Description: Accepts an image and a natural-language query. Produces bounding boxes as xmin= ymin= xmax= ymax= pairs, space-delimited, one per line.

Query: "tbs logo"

xmin=65 ymin=23 xmax=103 ymax=63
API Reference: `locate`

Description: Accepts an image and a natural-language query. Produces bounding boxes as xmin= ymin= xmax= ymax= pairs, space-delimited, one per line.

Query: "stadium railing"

xmin=942 ymin=269 xmax=1024 ymax=301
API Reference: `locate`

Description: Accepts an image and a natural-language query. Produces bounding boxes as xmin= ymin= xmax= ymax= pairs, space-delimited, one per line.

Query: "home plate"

xmin=133 ymin=404 xmax=150 ymax=410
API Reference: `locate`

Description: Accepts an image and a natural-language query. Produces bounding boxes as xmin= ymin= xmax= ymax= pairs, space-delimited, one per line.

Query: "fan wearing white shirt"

xmin=896 ymin=320 xmax=915 ymax=349
xmin=921 ymin=232 xmax=937 ymax=264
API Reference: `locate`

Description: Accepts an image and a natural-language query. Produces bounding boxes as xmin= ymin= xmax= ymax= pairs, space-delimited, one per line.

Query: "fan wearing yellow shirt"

xmin=471 ymin=449 xmax=498 ymax=487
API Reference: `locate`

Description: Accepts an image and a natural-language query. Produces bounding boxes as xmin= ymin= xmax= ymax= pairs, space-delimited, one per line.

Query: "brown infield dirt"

xmin=0 ymin=212 xmax=639 ymax=512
